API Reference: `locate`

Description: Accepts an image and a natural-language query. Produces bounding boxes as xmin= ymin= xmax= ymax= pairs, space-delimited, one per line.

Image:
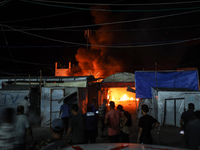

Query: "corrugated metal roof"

xmin=0 ymin=84 xmax=38 ymax=90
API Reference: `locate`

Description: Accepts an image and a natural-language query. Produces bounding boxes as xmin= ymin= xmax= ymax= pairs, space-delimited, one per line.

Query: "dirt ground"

xmin=26 ymin=114 xmax=187 ymax=150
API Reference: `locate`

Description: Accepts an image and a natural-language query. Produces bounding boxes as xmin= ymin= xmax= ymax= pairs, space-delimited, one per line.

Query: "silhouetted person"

xmin=180 ymin=103 xmax=195 ymax=130
xmin=59 ymin=99 xmax=70 ymax=133
xmin=117 ymin=105 xmax=132 ymax=143
xmin=137 ymin=104 xmax=160 ymax=144
xmin=105 ymin=101 xmax=126 ymax=143
xmin=90 ymin=99 xmax=97 ymax=114
xmin=15 ymin=105 xmax=33 ymax=150
xmin=0 ymin=107 xmax=16 ymax=150
xmin=98 ymin=99 xmax=107 ymax=134
xmin=66 ymin=104 xmax=85 ymax=144
xmin=185 ymin=110 xmax=200 ymax=150
xmin=30 ymin=118 xmax=67 ymax=150
xmin=85 ymin=105 xmax=98 ymax=143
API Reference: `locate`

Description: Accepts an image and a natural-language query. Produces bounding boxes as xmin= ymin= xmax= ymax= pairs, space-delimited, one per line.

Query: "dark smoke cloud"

xmin=74 ymin=5 xmax=189 ymax=78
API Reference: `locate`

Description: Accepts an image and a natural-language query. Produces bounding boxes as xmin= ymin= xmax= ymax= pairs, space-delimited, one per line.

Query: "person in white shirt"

xmin=15 ymin=105 xmax=33 ymax=150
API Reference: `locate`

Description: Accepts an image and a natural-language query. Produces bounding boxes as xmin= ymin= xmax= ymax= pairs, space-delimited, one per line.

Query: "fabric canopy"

xmin=135 ymin=70 xmax=199 ymax=98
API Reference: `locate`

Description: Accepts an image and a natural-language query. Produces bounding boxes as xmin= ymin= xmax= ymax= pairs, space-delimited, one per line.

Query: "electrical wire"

xmin=9 ymin=9 xmax=198 ymax=29
xmin=1 ymin=24 xmax=200 ymax=48
xmin=0 ymin=25 xmax=22 ymax=74
xmin=27 ymin=0 xmax=200 ymax=6
xmin=20 ymin=0 xmax=200 ymax=12
xmin=0 ymin=0 xmax=10 ymax=6
xmin=3 ymin=23 xmax=200 ymax=32
xmin=0 ymin=58 xmax=53 ymax=66
xmin=0 ymin=10 xmax=82 ymax=24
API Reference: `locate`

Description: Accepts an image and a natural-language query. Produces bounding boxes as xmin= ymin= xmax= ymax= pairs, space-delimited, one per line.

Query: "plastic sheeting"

xmin=135 ymin=70 xmax=199 ymax=98
xmin=41 ymin=87 xmax=78 ymax=127
xmin=151 ymin=88 xmax=200 ymax=127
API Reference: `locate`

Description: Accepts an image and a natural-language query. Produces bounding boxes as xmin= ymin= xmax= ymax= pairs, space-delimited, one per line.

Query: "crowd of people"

xmin=0 ymin=96 xmax=200 ymax=150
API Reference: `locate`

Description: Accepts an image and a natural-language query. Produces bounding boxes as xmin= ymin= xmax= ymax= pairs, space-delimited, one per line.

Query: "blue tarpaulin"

xmin=135 ymin=70 xmax=199 ymax=98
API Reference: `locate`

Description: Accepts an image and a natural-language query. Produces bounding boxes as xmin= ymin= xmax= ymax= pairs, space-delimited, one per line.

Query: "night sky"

xmin=0 ymin=0 xmax=200 ymax=77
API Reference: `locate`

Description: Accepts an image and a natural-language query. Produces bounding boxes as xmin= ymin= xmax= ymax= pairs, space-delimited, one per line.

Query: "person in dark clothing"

xmin=180 ymin=103 xmax=195 ymax=130
xmin=66 ymin=104 xmax=85 ymax=144
xmin=117 ymin=105 xmax=132 ymax=143
xmin=90 ymin=99 xmax=97 ymax=114
xmin=185 ymin=110 xmax=200 ymax=150
xmin=98 ymin=99 xmax=107 ymax=134
xmin=85 ymin=105 xmax=98 ymax=143
xmin=137 ymin=104 xmax=160 ymax=144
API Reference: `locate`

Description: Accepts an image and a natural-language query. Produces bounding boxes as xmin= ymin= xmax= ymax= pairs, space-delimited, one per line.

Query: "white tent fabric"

xmin=151 ymin=88 xmax=200 ymax=127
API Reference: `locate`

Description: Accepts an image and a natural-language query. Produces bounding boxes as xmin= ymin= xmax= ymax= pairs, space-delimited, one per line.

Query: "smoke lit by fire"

xmin=74 ymin=6 xmax=124 ymax=79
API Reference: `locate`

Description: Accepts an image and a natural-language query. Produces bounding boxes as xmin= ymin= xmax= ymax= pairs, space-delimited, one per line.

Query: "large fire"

xmin=107 ymin=87 xmax=139 ymax=115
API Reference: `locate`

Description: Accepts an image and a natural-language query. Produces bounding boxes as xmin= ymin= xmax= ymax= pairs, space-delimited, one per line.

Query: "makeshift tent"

xmin=135 ymin=70 xmax=199 ymax=98
xmin=151 ymin=88 xmax=200 ymax=127
xmin=41 ymin=87 xmax=78 ymax=127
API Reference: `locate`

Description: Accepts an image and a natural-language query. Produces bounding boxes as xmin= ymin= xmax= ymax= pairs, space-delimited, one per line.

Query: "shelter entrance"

xmin=164 ymin=98 xmax=184 ymax=126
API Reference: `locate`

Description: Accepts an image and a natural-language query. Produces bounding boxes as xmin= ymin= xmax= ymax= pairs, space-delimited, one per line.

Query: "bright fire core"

xmin=107 ymin=87 xmax=139 ymax=115
xmin=107 ymin=88 xmax=138 ymax=104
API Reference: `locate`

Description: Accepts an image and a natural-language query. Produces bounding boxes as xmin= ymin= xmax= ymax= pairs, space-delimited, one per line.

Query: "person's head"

xmin=188 ymin=103 xmax=195 ymax=110
xmin=71 ymin=103 xmax=79 ymax=115
xmin=109 ymin=101 xmax=115 ymax=109
xmin=2 ymin=107 xmax=15 ymax=123
xmin=51 ymin=118 xmax=64 ymax=138
xmin=17 ymin=105 xmax=24 ymax=114
xmin=117 ymin=105 xmax=123 ymax=112
xmin=141 ymin=104 xmax=149 ymax=114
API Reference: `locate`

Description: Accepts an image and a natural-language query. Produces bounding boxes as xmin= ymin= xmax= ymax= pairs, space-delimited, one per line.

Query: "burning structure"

xmin=99 ymin=72 xmax=138 ymax=117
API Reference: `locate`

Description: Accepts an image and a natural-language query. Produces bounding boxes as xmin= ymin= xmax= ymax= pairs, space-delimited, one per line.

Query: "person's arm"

xmin=59 ymin=110 xmax=62 ymax=118
xmin=104 ymin=116 xmax=108 ymax=125
xmin=152 ymin=121 xmax=160 ymax=128
xmin=120 ymin=115 xmax=127 ymax=128
xmin=59 ymin=106 xmax=63 ymax=118
xmin=180 ymin=119 xmax=184 ymax=129
xmin=137 ymin=128 xmax=142 ymax=143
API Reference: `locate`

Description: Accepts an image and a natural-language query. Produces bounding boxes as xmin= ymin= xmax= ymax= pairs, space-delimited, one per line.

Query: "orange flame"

xmin=107 ymin=87 xmax=139 ymax=114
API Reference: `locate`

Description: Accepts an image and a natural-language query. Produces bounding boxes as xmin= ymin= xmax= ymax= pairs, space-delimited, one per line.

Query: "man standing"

xmin=15 ymin=105 xmax=33 ymax=150
xmin=105 ymin=101 xmax=125 ymax=143
xmin=180 ymin=103 xmax=195 ymax=130
xmin=184 ymin=111 xmax=200 ymax=150
xmin=59 ymin=99 xmax=70 ymax=133
xmin=137 ymin=104 xmax=160 ymax=144
xmin=66 ymin=103 xmax=85 ymax=144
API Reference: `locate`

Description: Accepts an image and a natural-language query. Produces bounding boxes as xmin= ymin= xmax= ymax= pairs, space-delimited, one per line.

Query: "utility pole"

xmin=84 ymin=29 xmax=90 ymax=51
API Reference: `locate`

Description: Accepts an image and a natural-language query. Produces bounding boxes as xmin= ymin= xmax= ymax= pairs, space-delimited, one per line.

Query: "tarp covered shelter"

xmin=151 ymin=88 xmax=200 ymax=127
xmin=135 ymin=70 xmax=199 ymax=98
